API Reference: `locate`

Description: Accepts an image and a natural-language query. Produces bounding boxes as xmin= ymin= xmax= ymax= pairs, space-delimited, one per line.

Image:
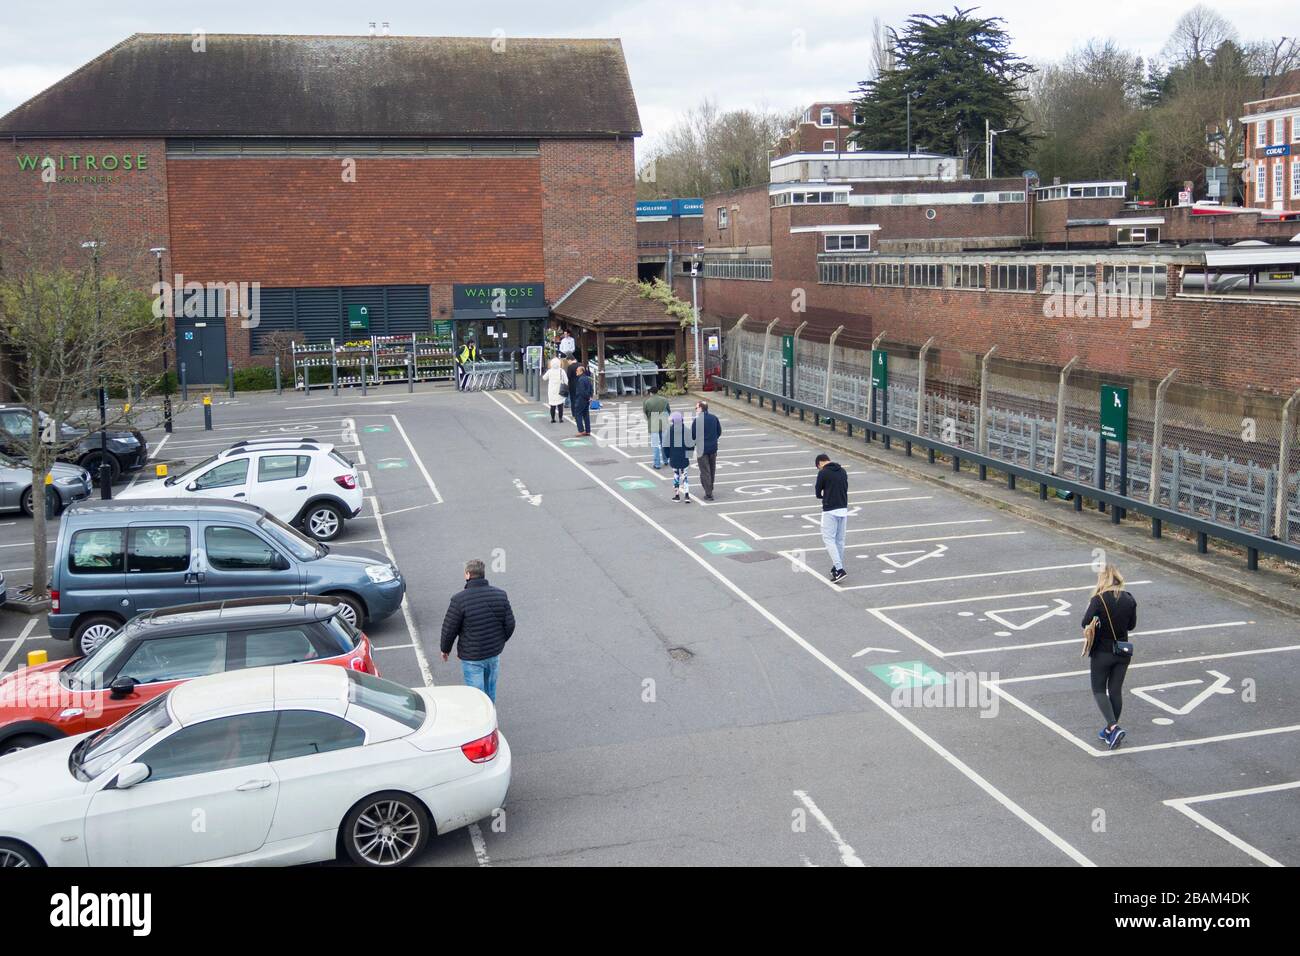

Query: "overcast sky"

xmin=2 ymin=0 xmax=1297 ymax=156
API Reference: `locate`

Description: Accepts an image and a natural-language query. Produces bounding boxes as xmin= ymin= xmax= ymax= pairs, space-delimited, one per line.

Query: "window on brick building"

xmin=819 ymin=107 xmax=834 ymax=127
xmin=1103 ymin=264 xmax=1166 ymax=299
xmin=717 ymin=206 xmax=728 ymax=229
xmin=1274 ymin=118 xmax=1285 ymax=145
xmin=1043 ymin=264 xmax=1093 ymax=295
xmin=1274 ymin=162 xmax=1284 ymax=203
xmin=950 ymin=264 xmax=985 ymax=289
xmin=907 ymin=263 xmax=943 ymax=287
xmin=1116 ymin=226 xmax=1159 ymax=244
xmin=1293 ymin=114 xmax=1300 ymax=143
xmin=823 ymin=140 xmax=836 ymax=151
xmin=1257 ymin=162 xmax=1268 ymax=203
xmin=1256 ymin=121 xmax=1267 ymax=148
xmin=1292 ymin=158 xmax=1300 ymax=199
xmin=824 ymin=234 xmax=872 ymax=252
xmin=990 ymin=264 xmax=1035 ymax=292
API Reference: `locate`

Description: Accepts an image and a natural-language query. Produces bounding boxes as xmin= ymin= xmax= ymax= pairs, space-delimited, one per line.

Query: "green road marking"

xmin=375 ymin=458 xmax=408 ymax=470
xmin=618 ymin=479 xmax=656 ymax=490
xmin=701 ymin=538 xmax=753 ymax=555
xmin=363 ymin=424 xmax=390 ymax=433
xmin=526 ymin=412 xmax=549 ymax=419
xmin=867 ymin=661 xmax=946 ymax=690
xmin=562 ymin=439 xmax=591 ymax=448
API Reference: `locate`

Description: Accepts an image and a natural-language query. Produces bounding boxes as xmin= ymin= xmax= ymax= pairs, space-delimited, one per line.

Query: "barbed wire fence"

xmin=724 ymin=326 xmax=1300 ymax=547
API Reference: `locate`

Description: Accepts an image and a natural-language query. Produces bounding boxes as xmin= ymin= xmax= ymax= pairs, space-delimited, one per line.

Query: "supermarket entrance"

xmin=451 ymin=318 xmax=544 ymax=367
xmin=450 ymin=282 xmax=550 ymax=370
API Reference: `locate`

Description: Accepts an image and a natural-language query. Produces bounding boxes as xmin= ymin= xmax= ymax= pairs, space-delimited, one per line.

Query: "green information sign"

xmin=871 ymin=349 xmax=889 ymax=389
xmin=347 ymin=304 xmax=371 ymax=332
xmin=781 ymin=335 xmax=794 ymax=369
xmin=433 ymin=319 xmax=453 ymax=340
xmin=1100 ymin=385 xmax=1129 ymax=443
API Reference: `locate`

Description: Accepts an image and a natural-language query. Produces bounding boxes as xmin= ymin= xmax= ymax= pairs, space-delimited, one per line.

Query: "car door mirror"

xmin=109 ymin=676 xmax=139 ymax=700
xmin=271 ymin=553 xmax=291 ymax=571
xmin=111 ymin=762 xmax=151 ymax=790
xmin=186 ymin=482 xmax=198 ymax=492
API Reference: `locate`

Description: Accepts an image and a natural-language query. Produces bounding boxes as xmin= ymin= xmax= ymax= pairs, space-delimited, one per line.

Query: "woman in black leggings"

xmin=1082 ymin=563 xmax=1138 ymax=749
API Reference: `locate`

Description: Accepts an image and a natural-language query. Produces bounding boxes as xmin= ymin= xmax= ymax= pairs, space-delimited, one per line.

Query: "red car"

xmin=0 ymin=595 xmax=378 ymax=755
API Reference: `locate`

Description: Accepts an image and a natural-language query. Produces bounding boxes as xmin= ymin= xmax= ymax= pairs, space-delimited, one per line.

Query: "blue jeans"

xmin=461 ymin=655 xmax=501 ymax=703
xmin=821 ymin=512 xmax=847 ymax=570
xmin=574 ymin=402 xmax=591 ymax=434
xmin=650 ymin=431 xmax=663 ymax=467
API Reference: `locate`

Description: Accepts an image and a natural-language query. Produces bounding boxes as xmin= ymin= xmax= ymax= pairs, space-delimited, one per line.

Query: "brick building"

xmin=0 ymin=33 xmax=640 ymax=383
xmin=1242 ymin=68 xmax=1300 ymax=210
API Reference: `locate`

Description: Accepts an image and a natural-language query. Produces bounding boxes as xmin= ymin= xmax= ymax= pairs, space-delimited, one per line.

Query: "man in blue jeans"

xmin=439 ymin=558 xmax=516 ymax=704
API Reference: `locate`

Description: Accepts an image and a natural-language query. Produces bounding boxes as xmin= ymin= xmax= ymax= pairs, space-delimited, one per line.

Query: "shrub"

xmin=231 ymin=366 xmax=276 ymax=392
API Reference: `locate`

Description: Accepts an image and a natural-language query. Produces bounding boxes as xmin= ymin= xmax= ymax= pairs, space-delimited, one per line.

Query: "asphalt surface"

xmin=2 ymin=382 xmax=1298 ymax=867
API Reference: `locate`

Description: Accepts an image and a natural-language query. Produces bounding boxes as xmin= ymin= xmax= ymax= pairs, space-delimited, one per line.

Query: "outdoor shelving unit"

xmin=291 ymin=330 xmax=456 ymax=391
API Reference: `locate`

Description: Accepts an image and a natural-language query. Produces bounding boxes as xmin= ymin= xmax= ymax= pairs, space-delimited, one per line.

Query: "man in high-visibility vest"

xmin=457 ymin=337 xmax=479 ymax=390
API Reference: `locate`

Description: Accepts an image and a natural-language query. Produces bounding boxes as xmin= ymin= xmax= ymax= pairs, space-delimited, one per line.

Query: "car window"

xmin=164 ymin=454 xmax=217 ymax=487
xmin=241 ymin=628 xmax=318 ymax=668
xmin=328 ymin=450 xmax=353 ymax=468
xmin=69 ymin=529 xmax=126 ymax=574
xmin=127 ymin=526 xmax=191 ymax=573
xmin=257 ymin=515 xmax=321 ymax=561
xmin=139 ymin=712 xmax=278 ymax=782
xmin=73 ymin=692 xmax=174 ymax=781
xmin=0 ymin=410 xmax=32 ymax=435
xmin=205 ymin=526 xmax=281 ymax=571
xmin=257 ymin=455 xmax=310 ymax=482
xmin=192 ymin=458 xmax=249 ymax=490
xmin=118 ymin=632 xmax=228 ymax=684
xmin=64 ymin=627 xmax=135 ymax=688
xmin=346 ymin=670 xmax=425 ymax=731
xmin=270 ymin=710 xmax=364 ymax=761
xmin=321 ymin=615 xmax=360 ymax=654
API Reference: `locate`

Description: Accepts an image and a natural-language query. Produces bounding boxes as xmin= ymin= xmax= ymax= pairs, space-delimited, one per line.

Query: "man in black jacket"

xmin=439 ymin=558 xmax=516 ymax=704
xmin=691 ymin=400 xmax=723 ymax=500
xmin=814 ymin=453 xmax=850 ymax=583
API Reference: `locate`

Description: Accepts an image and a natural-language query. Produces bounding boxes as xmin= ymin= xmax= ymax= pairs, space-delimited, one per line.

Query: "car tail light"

xmin=334 ymin=474 xmax=357 ymax=490
xmin=461 ymin=729 xmax=499 ymax=764
xmin=50 ymin=590 xmax=59 ymax=612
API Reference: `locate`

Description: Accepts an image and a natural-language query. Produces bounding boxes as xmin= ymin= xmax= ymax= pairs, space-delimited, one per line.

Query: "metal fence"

xmin=725 ymin=326 xmax=1300 ymax=547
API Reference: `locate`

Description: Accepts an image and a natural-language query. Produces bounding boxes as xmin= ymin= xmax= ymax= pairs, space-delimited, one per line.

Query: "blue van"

xmin=49 ymin=499 xmax=406 ymax=655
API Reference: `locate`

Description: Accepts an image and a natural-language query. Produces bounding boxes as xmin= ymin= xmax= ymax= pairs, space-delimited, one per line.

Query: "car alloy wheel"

xmin=19 ymin=487 xmax=34 ymax=517
xmin=0 ymin=842 xmax=39 ymax=867
xmin=306 ymin=504 xmax=343 ymax=541
xmin=78 ymin=622 xmax=119 ymax=656
xmin=350 ymin=797 xmax=424 ymax=866
xmin=0 ymin=735 xmax=45 ymax=756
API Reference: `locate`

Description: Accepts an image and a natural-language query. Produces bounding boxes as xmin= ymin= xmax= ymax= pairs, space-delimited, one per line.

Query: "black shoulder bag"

xmin=1100 ymin=592 xmax=1134 ymax=657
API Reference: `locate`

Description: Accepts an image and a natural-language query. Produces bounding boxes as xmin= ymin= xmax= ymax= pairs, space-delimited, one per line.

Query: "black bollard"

xmin=203 ymin=395 xmax=213 ymax=430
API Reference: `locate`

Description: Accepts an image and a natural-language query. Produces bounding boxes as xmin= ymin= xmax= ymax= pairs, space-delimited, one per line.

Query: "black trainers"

xmin=671 ymin=493 xmax=680 ymax=501
xmin=683 ymin=493 xmax=691 ymax=502
xmin=832 ymin=567 xmax=847 ymax=583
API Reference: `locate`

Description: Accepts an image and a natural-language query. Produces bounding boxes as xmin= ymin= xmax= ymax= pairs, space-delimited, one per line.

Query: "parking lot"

xmin=3 ymin=383 xmax=1299 ymax=867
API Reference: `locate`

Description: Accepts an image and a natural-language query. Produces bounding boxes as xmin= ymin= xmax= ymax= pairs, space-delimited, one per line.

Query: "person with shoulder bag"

xmin=1080 ymin=563 xmax=1138 ymax=749
xmin=543 ymin=357 xmax=567 ymax=423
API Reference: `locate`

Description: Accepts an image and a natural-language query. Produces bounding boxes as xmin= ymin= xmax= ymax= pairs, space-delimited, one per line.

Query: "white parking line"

xmin=0 ymin=618 xmax=38 ymax=672
xmin=833 ymin=561 xmax=1097 ymax=592
xmin=389 ymin=415 xmax=443 ymax=505
xmin=719 ymin=497 xmax=934 ymax=540
xmin=719 ymin=489 xmax=913 ymax=515
xmin=483 ymin=390 xmax=1094 ymax=867
xmin=1164 ymin=781 xmax=1300 ymax=867
xmin=366 ymin=494 xmax=434 ymax=686
xmin=957 ymin=620 xmax=1251 ymax=656
xmin=793 ymin=790 xmax=865 ymax=867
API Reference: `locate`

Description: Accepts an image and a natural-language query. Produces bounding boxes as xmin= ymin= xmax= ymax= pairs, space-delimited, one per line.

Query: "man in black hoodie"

xmin=814 ymin=453 xmax=849 ymax=583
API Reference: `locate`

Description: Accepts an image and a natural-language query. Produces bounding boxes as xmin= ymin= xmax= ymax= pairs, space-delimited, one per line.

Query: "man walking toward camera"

xmin=439 ymin=558 xmax=515 ymax=704
xmin=814 ymin=453 xmax=849 ymax=583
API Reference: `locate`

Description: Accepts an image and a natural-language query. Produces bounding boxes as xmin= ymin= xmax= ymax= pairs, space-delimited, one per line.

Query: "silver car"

xmin=0 ymin=451 xmax=92 ymax=516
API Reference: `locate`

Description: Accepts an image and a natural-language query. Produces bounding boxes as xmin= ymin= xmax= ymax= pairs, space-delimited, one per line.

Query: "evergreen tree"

xmin=850 ymin=7 xmax=1035 ymax=177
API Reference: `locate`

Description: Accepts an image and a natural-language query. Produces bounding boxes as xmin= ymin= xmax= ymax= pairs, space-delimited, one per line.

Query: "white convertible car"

xmin=0 ymin=664 xmax=510 ymax=867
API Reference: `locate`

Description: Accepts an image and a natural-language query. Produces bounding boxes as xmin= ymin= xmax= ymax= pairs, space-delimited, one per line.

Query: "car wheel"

xmin=327 ymin=593 xmax=365 ymax=629
xmin=0 ymin=839 xmax=44 ymax=868
xmin=0 ymin=734 xmax=48 ymax=756
xmin=19 ymin=487 xmax=34 ymax=517
xmin=73 ymin=615 xmax=122 ymax=657
xmin=80 ymin=452 xmax=121 ymax=484
xmin=304 ymin=502 xmax=345 ymax=541
xmin=342 ymin=791 xmax=431 ymax=867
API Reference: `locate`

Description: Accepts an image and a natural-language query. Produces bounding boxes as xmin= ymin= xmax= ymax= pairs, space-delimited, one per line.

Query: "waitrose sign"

xmin=15 ymin=152 xmax=149 ymax=182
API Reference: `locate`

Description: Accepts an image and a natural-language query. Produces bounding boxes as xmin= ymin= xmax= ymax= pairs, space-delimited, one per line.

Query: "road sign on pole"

xmin=781 ymin=335 xmax=794 ymax=369
xmin=1100 ymin=385 xmax=1129 ymax=442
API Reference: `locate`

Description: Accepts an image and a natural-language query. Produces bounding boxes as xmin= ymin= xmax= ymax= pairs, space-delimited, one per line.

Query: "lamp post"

xmin=690 ymin=247 xmax=703 ymax=383
xmin=151 ymin=247 xmax=173 ymax=433
xmin=906 ymin=90 xmax=918 ymax=157
xmin=82 ymin=240 xmax=111 ymax=498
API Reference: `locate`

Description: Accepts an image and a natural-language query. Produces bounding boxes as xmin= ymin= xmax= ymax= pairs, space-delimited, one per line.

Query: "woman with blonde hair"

xmin=1081 ymin=562 xmax=1138 ymax=749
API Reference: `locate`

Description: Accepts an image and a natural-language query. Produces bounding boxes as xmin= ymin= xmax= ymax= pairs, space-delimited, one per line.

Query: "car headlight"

xmin=55 ymin=476 xmax=81 ymax=485
xmin=365 ymin=564 xmax=397 ymax=584
xmin=109 ymin=437 xmax=140 ymax=449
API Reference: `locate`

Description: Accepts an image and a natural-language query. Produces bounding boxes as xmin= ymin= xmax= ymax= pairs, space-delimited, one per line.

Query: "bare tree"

xmin=0 ymin=196 xmax=174 ymax=600
xmin=1163 ymin=4 xmax=1238 ymax=68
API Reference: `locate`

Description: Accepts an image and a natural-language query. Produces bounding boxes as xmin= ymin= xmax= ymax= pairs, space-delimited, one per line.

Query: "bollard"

xmin=44 ymin=472 xmax=55 ymax=519
xmin=98 ymin=386 xmax=112 ymax=499
xmin=27 ymin=649 xmax=48 ymax=668
xmin=180 ymin=362 xmax=189 ymax=400
xmin=155 ymin=463 xmax=168 ymax=479
xmin=361 ymin=356 xmax=368 ymax=396
xmin=203 ymin=394 xmax=213 ymax=430
xmin=407 ymin=355 xmax=415 ymax=394
xmin=331 ymin=353 xmax=339 ymax=396
xmin=274 ymin=356 xmax=283 ymax=396
xmin=227 ymin=361 xmax=235 ymax=398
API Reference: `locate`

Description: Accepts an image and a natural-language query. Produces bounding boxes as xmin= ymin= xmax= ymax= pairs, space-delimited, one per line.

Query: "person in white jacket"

xmin=543 ymin=357 xmax=568 ymax=423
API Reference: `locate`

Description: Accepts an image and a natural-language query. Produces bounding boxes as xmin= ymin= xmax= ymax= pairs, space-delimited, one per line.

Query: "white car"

xmin=0 ymin=664 xmax=511 ymax=867
xmin=119 ymin=440 xmax=362 ymax=541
